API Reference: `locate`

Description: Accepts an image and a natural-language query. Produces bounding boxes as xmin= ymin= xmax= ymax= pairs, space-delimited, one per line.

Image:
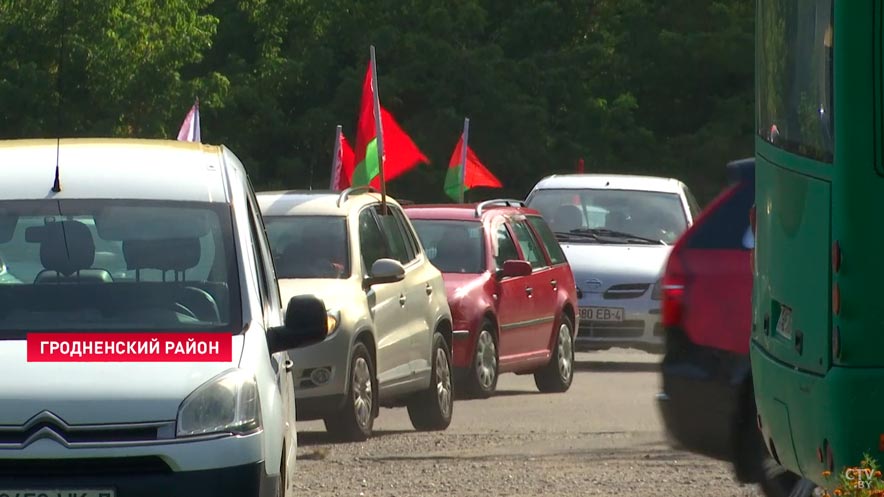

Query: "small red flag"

xmin=444 ymin=136 xmax=502 ymax=201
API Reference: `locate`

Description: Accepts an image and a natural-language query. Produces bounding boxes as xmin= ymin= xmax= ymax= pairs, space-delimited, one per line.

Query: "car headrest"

xmin=436 ymin=227 xmax=471 ymax=254
xmin=553 ymin=204 xmax=583 ymax=232
xmin=36 ymin=221 xmax=96 ymax=277
xmin=122 ymin=238 xmax=201 ymax=271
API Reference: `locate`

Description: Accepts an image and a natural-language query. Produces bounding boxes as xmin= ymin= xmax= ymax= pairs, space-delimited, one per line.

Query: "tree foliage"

xmin=0 ymin=0 xmax=753 ymax=204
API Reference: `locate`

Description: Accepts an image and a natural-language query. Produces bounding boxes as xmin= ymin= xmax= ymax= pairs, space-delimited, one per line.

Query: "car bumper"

xmin=289 ymin=329 xmax=351 ymax=401
xmin=451 ymin=328 xmax=474 ymax=369
xmin=657 ymin=327 xmax=744 ymax=462
xmin=0 ymin=460 xmax=277 ymax=497
xmin=0 ymin=431 xmax=276 ymax=496
xmin=574 ymin=294 xmax=663 ymax=350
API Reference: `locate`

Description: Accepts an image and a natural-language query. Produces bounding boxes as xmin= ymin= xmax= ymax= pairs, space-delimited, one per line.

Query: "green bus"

xmin=750 ymin=0 xmax=884 ymax=489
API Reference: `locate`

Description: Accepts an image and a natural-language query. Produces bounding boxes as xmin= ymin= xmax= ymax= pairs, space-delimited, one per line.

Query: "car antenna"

xmin=51 ymin=0 xmax=68 ymax=194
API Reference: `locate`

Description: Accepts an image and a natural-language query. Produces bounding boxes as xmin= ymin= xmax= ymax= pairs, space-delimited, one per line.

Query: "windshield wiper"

xmin=555 ymin=231 xmax=600 ymax=243
xmin=571 ymin=228 xmax=666 ymax=245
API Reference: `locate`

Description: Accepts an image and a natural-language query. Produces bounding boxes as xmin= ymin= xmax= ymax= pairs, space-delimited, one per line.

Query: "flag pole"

xmin=370 ymin=45 xmax=387 ymax=214
xmin=459 ymin=117 xmax=470 ymax=203
xmin=330 ymin=125 xmax=342 ymax=190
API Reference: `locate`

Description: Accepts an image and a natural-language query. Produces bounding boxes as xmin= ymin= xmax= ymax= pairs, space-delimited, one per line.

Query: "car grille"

xmin=0 ymin=425 xmax=162 ymax=445
xmin=0 ymin=412 xmax=174 ymax=448
xmin=603 ymin=283 xmax=650 ymax=300
xmin=579 ymin=320 xmax=645 ymax=338
xmin=0 ymin=456 xmax=171 ymax=477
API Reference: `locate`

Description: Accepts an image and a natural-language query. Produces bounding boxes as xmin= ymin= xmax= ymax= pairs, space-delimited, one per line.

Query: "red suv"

xmin=656 ymin=159 xmax=806 ymax=497
xmin=404 ymin=200 xmax=579 ymax=398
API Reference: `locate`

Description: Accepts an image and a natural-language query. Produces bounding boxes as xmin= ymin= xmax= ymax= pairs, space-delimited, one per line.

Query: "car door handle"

xmin=526 ymin=287 xmax=533 ymax=297
xmin=425 ymin=283 xmax=433 ymax=296
xmin=399 ymin=294 xmax=407 ymax=306
xmin=550 ymin=279 xmax=557 ymax=289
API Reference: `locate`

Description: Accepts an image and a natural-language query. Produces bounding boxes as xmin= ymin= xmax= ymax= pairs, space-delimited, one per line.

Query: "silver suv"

xmin=257 ymin=187 xmax=454 ymax=441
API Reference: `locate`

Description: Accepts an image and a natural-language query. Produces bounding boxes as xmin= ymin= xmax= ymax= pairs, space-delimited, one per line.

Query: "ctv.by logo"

xmin=845 ymin=467 xmax=881 ymax=489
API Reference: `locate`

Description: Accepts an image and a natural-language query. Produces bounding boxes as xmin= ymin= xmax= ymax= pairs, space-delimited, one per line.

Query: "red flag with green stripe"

xmin=351 ymin=64 xmax=428 ymax=187
xmin=444 ymin=136 xmax=502 ymax=201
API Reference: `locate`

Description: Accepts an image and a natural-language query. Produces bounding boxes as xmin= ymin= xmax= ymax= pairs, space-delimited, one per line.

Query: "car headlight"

xmin=326 ymin=310 xmax=341 ymax=335
xmin=651 ymin=279 xmax=662 ymax=300
xmin=177 ymin=369 xmax=261 ymax=437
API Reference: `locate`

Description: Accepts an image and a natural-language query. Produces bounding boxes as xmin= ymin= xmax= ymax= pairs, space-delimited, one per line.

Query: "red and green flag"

xmin=444 ymin=135 xmax=502 ymax=202
xmin=351 ymin=63 xmax=428 ymax=188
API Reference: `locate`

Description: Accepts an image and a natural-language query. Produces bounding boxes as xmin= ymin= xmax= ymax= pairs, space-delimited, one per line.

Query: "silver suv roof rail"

xmin=475 ymin=199 xmax=526 ymax=217
xmin=337 ymin=185 xmax=378 ymax=207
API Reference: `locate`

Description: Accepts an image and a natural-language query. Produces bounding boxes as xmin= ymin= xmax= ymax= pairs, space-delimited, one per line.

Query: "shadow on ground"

xmin=574 ymin=359 xmax=659 ymax=373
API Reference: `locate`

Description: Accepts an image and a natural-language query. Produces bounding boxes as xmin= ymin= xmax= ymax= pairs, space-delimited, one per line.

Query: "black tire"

xmin=464 ymin=321 xmax=498 ymax=398
xmin=278 ymin=448 xmax=287 ymax=497
xmin=407 ymin=332 xmax=454 ymax=431
xmin=738 ymin=393 xmax=811 ymax=497
xmin=759 ymin=462 xmax=810 ymax=497
xmin=534 ymin=314 xmax=575 ymax=393
xmin=323 ymin=342 xmax=375 ymax=441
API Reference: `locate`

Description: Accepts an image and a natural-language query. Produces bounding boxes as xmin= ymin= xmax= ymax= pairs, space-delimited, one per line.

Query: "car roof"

xmin=530 ymin=174 xmax=686 ymax=194
xmin=0 ymin=138 xmax=233 ymax=203
xmin=404 ymin=201 xmax=542 ymax=221
xmin=726 ymin=158 xmax=755 ymax=185
xmin=256 ymin=188 xmax=401 ymax=216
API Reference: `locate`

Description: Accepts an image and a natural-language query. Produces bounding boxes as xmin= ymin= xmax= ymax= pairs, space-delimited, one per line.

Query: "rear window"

xmin=411 ymin=220 xmax=484 ymax=274
xmin=685 ymin=182 xmax=755 ymax=250
xmin=757 ymin=0 xmax=834 ymax=162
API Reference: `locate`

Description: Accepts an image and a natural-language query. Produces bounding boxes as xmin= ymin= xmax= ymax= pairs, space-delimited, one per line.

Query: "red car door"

xmin=509 ymin=218 xmax=558 ymax=355
xmin=488 ymin=217 xmax=534 ymax=364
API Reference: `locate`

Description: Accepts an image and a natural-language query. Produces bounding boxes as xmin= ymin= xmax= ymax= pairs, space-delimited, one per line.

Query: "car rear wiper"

xmin=572 ymin=228 xmax=666 ymax=245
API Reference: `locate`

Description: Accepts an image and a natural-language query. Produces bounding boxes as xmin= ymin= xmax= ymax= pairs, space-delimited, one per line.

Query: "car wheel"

xmin=739 ymin=396 xmax=814 ymax=497
xmin=278 ymin=448 xmax=288 ymax=497
xmin=407 ymin=332 xmax=454 ymax=431
xmin=465 ymin=322 xmax=498 ymax=398
xmin=534 ymin=314 xmax=575 ymax=393
xmin=323 ymin=342 xmax=375 ymax=441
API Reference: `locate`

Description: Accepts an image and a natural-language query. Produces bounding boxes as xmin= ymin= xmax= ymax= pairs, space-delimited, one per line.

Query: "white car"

xmin=526 ymin=174 xmax=699 ymax=353
xmin=0 ymin=139 xmax=328 ymax=496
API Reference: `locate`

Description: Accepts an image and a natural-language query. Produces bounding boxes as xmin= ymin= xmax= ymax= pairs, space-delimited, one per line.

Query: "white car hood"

xmin=0 ymin=334 xmax=244 ymax=425
xmin=562 ymin=243 xmax=672 ymax=286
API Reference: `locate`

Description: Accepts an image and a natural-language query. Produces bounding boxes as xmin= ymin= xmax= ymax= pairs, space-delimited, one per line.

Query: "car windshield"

xmin=527 ymin=188 xmax=688 ymax=244
xmin=411 ymin=219 xmax=484 ymax=274
xmin=263 ymin=215 xmax=350 ymax=279
xmin=0 ymin=199 xmax=240 ymax=335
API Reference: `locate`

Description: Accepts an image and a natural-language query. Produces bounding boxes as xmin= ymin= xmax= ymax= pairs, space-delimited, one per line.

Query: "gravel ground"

xmin=290 ymin=350 xmax=767 ymax=497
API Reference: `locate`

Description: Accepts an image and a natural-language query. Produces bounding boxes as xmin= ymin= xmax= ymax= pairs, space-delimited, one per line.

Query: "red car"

xmin=656 ymin=159 xmax=806 ymax=497
xmin=404 ymin=200 xmax=579 ymax=398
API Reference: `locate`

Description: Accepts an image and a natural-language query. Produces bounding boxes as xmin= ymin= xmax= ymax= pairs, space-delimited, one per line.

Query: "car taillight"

xmin=661 ymin=255 xmax=687 ymax=328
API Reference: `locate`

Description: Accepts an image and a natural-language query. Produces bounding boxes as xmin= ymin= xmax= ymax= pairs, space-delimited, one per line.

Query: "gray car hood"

xmin=561 ymin=243 xmax=672 ymax=286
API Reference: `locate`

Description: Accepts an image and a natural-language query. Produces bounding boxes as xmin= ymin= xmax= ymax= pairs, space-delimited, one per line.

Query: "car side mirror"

xmin=499 ymin=260 xmax=532 ymax=279
xmin=267 ymin=295 xmax=329 ymax=354
xmin=364 ymin=258 xmax=405 ymax=289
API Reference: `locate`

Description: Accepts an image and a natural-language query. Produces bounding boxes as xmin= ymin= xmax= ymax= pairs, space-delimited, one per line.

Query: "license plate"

xmin=0 ymin=491 xmax=115 ymax=497
xmin=579 ymin=306 xmax=624 ymax=322
xmin=776 ymin=305 xmax=793 ymax=338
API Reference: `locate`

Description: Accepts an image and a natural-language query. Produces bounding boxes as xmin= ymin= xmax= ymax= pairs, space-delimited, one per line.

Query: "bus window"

xmin=757 ymin=0 xmax=834 ymax=163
